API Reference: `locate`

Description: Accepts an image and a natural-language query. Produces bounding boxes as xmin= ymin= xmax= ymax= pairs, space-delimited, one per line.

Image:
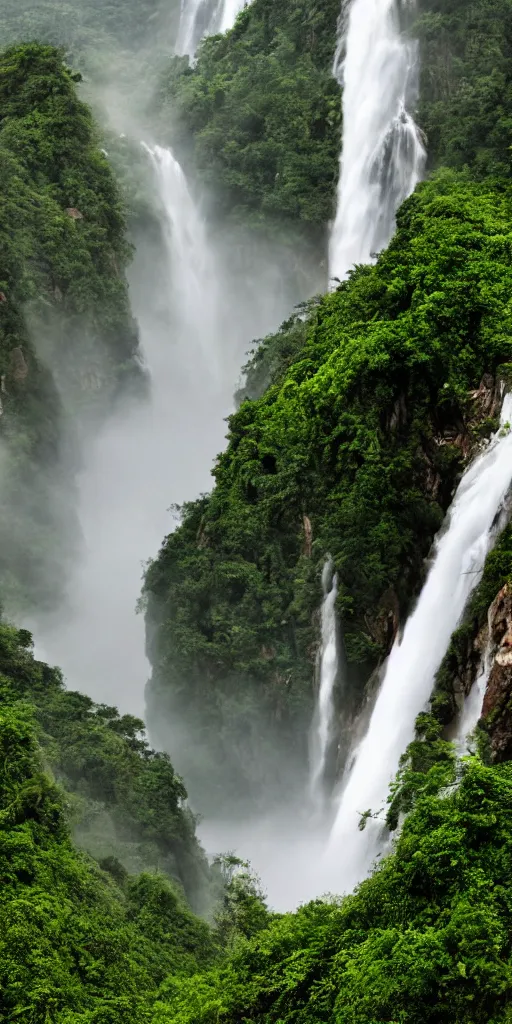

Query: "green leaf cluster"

xmin=0 ymin=681 xmax=215 ymax=1022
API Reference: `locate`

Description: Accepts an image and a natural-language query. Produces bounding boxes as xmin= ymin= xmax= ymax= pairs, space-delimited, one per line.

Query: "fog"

xmin=200 ymin=812 xmax=333 ymax=911
xmin=32 ymin=137 xmax=310 ymax=716
xmin=2 ymin=0 xmax=329 ymax=912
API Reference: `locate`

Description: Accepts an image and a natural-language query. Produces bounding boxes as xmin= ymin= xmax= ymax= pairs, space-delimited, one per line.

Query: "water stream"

xmin=329 ymin=0 xmax=425 ymax=281
xmin=177 ymin=0 xmax=247 ymax=56
xmin=323 ymin=395 xmax=512 ymax=893
xmin=309 ymin=559 xmax=340 ymax=802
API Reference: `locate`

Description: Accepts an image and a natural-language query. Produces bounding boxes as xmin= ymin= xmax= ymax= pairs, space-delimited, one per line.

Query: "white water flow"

xmin=142 ymin=143 xmax=220 ymax=378
xmin=455 ymin=643 xmax=493 ymax=755
xmin=455 ymin=604 xmax=496 ymax=754
xmin=323 ymin=395 xmax=512 ymax=893
xmin=329 ymin=0 xmax=426 ymax=281
xmin=309 ymin=560 xmax=339 ymax=801
xmin=177 ymin=0 xmax=247 ymax=56
xmin=31 ymin=130 xmax=298 ymax=721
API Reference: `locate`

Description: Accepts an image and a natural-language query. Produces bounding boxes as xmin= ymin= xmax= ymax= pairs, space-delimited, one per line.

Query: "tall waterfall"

xmin=309 ymin=560 xmax=339 ymax=801
xmin=323 ymin=394 xmax=512 ymax=892
xmin=176 ymin=0 xmax=247 ymax=56
xmin=329 ymin=0 xmax=426 ymax=281
xmin=142 ymin=144 xmax=220 ymax=377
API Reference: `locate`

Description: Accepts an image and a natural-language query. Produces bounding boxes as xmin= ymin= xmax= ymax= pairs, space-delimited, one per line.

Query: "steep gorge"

xmin=2 ymin=0 xmax=512 ymax=1021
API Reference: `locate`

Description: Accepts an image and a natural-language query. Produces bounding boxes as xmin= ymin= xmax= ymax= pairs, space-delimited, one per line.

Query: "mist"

xmin=0 ymin=0 xmax=330 ymax=913
xmin=32 ymin=143 xmax=310 ymax=712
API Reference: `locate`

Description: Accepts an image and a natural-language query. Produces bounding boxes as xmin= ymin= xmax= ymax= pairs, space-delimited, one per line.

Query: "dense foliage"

xmin=0 ymin=622 xmax=211 ymax=910
xmin=6 ymin=610 xmax=512 ymax=1022
xmin=416 ymin=0 xmax=512 ymax=178
xmin=155 ymin=757 xmax=512 ymax=1024
xmin=156 ymin=0 xmax=342 ymax=248
xmin=0 ymin=43 xmax=142 ymax=613
xmin=144 ymin=169 xmax=512 ymax=811
xmin=0 ymin=0 xmax=180 ymax=75
xmin=4 ymin=2 xmax=512 ymax=1022
xmin=0 ymin=685 xmax=215 ymax=1021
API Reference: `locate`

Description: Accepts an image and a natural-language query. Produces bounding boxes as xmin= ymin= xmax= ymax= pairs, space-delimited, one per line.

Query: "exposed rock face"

xmin=10 ymin=346 xmax=28 ymax=383
xmin=482 ymin=584 xmax=512 ymax=761
xmin=367 ymin=587 xmax=400 ymax=650
xmin=302 ymin=514 xmax=313 ymax=558
xmin=469 ymin=373 xmax=502 ymax=422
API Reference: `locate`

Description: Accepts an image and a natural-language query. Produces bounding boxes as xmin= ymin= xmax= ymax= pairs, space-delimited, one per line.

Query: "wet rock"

xmin=482 ymin=584 xmax=512 ymax=760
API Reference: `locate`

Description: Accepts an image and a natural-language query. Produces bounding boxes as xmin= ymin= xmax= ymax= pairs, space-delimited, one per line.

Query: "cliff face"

xmin=481 ymin=584 xmax=512 ymax=761
xmin=144 ymin=172 xmax=512 ymax=814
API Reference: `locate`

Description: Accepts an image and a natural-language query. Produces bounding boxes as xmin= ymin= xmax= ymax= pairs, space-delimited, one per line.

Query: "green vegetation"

xmin=156 ymin=0 xmax=342 ymax=248
xmin=154 ymin=757 xmax=512 ymax=1024
xmin=416 ymin=0 xmax=512 ymax=178
xmin=0 ymin=622 xmax=210 ymax=910
xmin=0 ymin=0 xmax=179 ymax=77
xmin=4 ymin=2 xmax=512 ymax=1022
xmin=0 ymin=42 xmax=143 ymax=614
xmin=144 ymin=170 xmax=512 ymax=810
xmin=5 ymin=624 xmax=512 ymax=1024
xmin=0 ymin=623 xmax=218 ymax=1022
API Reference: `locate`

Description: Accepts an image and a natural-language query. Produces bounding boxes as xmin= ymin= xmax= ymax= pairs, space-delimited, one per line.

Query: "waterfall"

xmin=323 ymin=394 xmax=512 ymax=892
xmin=454 ymin=635 xmax=493 ymax=755
xmin=218 ymin=0 xmax=247 ymax=32
xmin=176 ymin=0 xmax=247 ymax=56
xmin=309 ymin=560 xmax=339 ymax=801
xmin=329 ymin=0 xmax=426 ymax=282
xmin=141 ymin=143 xmax=220 ymax=377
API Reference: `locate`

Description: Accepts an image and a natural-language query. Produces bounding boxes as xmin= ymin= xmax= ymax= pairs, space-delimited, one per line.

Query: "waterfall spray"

xmin=310 ymin=559 xmax=340 ymax=802
xmin=323 ymin=395 xmax=512 ymax=892
xmin=329 ymin=0 xmax=425 ymax=282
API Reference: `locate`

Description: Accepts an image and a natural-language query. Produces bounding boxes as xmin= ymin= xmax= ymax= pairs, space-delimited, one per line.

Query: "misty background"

xmin=0 ymin=0 xmax=329 ymax=909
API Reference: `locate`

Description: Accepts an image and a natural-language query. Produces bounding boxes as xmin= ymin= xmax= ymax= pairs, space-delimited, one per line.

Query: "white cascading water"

xmin=142 ymin=143 xmax=220 ymax=379
xmin=309 ymin=559 xmax=339 ymax=801
xmin=323 ymin=395 xmax=512 ymax=893
xmin=218 ymin=0 xmax=246 ymax=31
xmin=329 ymin=0 xmax=426 ymax=281
xmin=176 ymin=0 xmax=247 ymax=56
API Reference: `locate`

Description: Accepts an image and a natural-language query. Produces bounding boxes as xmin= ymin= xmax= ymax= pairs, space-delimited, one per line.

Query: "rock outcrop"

xmin=482 ymin=583 xmax=512 ymax=760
